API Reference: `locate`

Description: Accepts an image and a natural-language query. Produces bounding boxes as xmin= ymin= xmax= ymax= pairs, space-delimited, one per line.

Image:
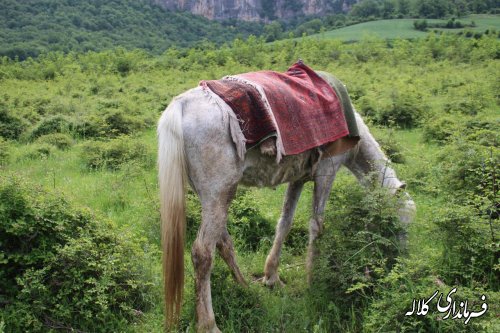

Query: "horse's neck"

xmin=349 ymin=113 xmax=404 ymax=193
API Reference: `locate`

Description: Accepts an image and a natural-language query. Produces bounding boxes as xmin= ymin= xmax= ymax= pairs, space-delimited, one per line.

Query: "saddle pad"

xmin=201 ymin=62 xmax=349 ymax=156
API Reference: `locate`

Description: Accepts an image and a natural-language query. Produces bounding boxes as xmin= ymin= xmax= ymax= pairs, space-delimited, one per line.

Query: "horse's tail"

xmin=157 ymin=98 xmax=186 ymax=329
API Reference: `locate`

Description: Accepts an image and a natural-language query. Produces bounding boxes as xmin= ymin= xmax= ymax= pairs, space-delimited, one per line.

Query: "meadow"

xmin=0 ymin=32 xmax=499 ymax=332
xmin=309 ymin=14 xmax=500 ymax=41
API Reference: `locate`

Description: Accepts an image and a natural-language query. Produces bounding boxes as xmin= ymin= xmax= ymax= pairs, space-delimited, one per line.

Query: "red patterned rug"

xmin=200 ymin=62 xmax=349 ymax=156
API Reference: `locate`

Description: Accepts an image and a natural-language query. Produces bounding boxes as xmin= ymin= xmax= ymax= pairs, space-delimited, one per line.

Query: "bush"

xmin=465 ymin=128 xmax=499 ymax=147
xmin=73 ymin=115 xmax=106 ymax=139
xmin=203 ymin=263 xmax=265 ymax=332
xmin=285 ymin=223 xmax=308 ymax=255
xmin=0 ymin=176 xmax=156 ymax=332
xmin=433 ymin=205 xmax=498 ymax=290
xmin=0 ymin=138 xmax=9 ymax=166
xmin=463 ymin=118 xmax=499 ymax=147
xmin=376 ymin=91 xmax=424 ymax=128
xmin=422 ymin=115 xmax=460 ymax=143
xmin=363 ymin=260 xmax=498 ymax=332
xmin=444 ymin=98 xmax=481 ymax=115
xmin=438 ymin=142 xmax=499 ymax=200
xmin=228 ymin=189 xmax=274 ymax=251
xmin=35 ymin=133 xmax=73 ymax=150
xmin=19 ymin=143 xmax=54 ymax=160
xmin=414 ymin=19 xmax=428 ymax=31
xmin=309 ymin=181 xmax=405 ymax=330
xmin=0 ymin=103 xmax=26 ymax=140
xmin=29 ymin=115 xmax=73 ymax=140
xmin=80 ymin=136 xmax=153 ymax=170
xmin=103 ymin=111 xmax=144 ymax=137
xmin=73 ymin=112 xmax=145 ymax=139
xmin=376 ymin=133 xmax=406 ymax=164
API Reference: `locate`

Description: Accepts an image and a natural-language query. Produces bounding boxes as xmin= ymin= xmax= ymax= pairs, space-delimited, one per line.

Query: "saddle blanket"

xmin=200 ymin=62 xmax=349 ymax=157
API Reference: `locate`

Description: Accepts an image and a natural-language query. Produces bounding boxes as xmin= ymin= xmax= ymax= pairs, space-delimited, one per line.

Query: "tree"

xmin=264 ymin=21 xmax=283 ymax=42
xmin=415 ymin=0 xmax=449 ymax=18
xmin=397 ymin=0 xmax=411 ymax=16
xmin=381 ymin=0 xmax=397 ymax=18
xmin=350 ymin=0 xmax=381 ymax=18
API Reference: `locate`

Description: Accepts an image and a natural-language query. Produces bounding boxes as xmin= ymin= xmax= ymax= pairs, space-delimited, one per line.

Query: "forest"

xmin=0 ymin=0 xmax=264 ymax=59
xmin=0 ymin=29 xmax=498 ymax=331
xmin=1 ymin=0 xmax=499 ymax=58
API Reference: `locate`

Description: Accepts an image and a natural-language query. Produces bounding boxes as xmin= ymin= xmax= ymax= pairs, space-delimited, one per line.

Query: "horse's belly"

xmin=240 ymin=149 xmax=315 ymax=187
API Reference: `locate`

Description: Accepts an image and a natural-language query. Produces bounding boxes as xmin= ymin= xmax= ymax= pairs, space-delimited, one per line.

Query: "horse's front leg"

xmin=263 ymin=180 xmax=304 ymax=287
xmin=306 ymin=160 xmax=341 ymax=283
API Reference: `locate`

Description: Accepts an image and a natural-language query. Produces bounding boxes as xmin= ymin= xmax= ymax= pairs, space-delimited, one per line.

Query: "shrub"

xmin=414 ymin=19 xmax=428 ymax=31
xmin=0 ymin=176 xmax=156 ymax=332
xmin=116 ymin=57 xmax=132 ymax=75
xmin=363 ymin=260 xmax=498 ymax=332
xmin=465 ymin=128 xmax=499 ymax=147
xmin=20 ymin=143 xmax=54 ymax=160
xmin=73 ymin=115 xmax=106 ymax=139
xmin=356 ymin=95 xmax=378 ymax=120
xmin=103 ymin=111 xmax=144 ymax=136
xmin=35 ymin=133 xmax=73 ymax=150
xmin=0 ymin=138 xmax=9 ymax=166
xmin=376 ymin=91 xmax=424 ymax=128
xmin=284 ymin=223 xmax=308 ymax=255
xmin=433 ymin=205 xmax=498 ymax=290
xmin=444 ymin=98 xmax=481 ymax=115
xmin=0 ymin=103 xmax=26 ymax=140
xmin=309 ymin=181 xmax=404 ymax=330
xmin=463 ymin=118 xmax=499 ymax=147
xmin=376 ymin=133 xmax=406 ymax=164
xmin=29 ymin=115 xmax=73 ymax=140
xmin=438 ymin=142 xmax=499 ymax=200
xmin=80 ymin=136 xmax=153 ymax=170
xmin=208 ymin=263 xmax=265 ymax=332
xmin=422 ymin=115 xmax=460 ymax=143
xmin=228 ymin=188 xmax=274 ymax=251
xmin=73 ymin=112 xmax=145 ymax=139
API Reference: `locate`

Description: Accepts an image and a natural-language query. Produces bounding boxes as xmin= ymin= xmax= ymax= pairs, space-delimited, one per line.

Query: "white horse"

xmin=157 ymin=71 xmax=416 ymax=332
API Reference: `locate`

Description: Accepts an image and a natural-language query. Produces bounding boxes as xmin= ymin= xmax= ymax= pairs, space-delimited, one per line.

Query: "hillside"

xmin=0 ymin=34 xmax=498 ymax=332
xmin=308 ymin=14 xmax=500 ymax=41
xmin=0 ymin=0 xmax=263 ymax=59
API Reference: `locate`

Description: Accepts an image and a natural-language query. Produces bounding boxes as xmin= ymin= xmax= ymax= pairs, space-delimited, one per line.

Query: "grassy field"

xmin=309 ymin=14 xmax=500 ymax=41
xmin=1 ymin=33 xmax=499 ymax=332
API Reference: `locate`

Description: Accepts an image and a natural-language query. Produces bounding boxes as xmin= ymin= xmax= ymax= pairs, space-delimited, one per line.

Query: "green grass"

xmin=309 ymin=14 xmax=500 ymax=41
xmin=1 ymin=35 xmax=498 ymax=332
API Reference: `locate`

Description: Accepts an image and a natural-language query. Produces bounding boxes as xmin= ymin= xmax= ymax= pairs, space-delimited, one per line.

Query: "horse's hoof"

xmin=262 ymin=275 xmax=285 ymax=288
xmin=197 ymin=324 xmax=221 ymax=333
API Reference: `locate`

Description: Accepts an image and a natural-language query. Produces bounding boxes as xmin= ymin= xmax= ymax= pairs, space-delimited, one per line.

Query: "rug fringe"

xmin=200 ymin=84 xmax=247 ymax=161
xmin=223 ymin=75 xmax=285 ymax=163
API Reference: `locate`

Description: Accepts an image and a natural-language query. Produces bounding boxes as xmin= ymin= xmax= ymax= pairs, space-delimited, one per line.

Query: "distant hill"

xmin=2 ymin=0 xmax=498 ymax=60
xmin=307 ymin=14 xmax=500 ymax=42
xmin=0 ymin=0 xmax=263 ymax=59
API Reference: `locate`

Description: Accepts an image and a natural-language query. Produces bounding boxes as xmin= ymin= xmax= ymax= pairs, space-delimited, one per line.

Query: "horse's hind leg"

xmin=217 ymin=228 xmax=247 ymax=286
xmin=182 ymin=91 xmax=243 ymax=332
xmin=263 ymin=180 xmax=304 ymax=287
xmin=192 ymin=187 xmax=237 ymax=333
